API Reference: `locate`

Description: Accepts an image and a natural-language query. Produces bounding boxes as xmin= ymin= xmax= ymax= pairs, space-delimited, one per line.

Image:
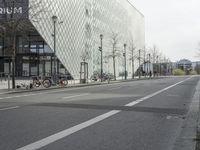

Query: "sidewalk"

xmin=0 ymin=78 xmax=81 ymax=92
xmin=0 ymin=76 xmax=167 ymax=94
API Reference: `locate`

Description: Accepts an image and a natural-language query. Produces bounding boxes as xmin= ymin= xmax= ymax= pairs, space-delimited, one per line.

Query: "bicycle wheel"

xmin=33 ymin=80 xmax=40 ymax=88
xmin=60 ymin=79 xmax=68 ymax=87
xmin=43 ymin=79 xmax=51 ymax=88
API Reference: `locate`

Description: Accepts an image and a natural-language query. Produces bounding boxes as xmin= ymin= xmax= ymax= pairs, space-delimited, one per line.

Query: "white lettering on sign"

xmin=0 ymin=7 xmax=23 ymax=15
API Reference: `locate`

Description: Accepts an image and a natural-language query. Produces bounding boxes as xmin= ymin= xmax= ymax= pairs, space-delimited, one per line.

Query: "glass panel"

xmin=44 ymin=44 xmax=53 ymax=53
xmin=45 ymin=61 xmax=51 ymax=76
xmin=22 ymin=63 xmax=29 ymax=76
xmin=4 ymin=63 xmax=9 ymax=74
xmin=31 ymin=67 xmax=37 ymax=76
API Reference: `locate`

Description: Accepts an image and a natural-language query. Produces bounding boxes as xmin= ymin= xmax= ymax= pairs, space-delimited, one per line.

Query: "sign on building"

xmin=0 ymin=0 xmax=29 ymax=19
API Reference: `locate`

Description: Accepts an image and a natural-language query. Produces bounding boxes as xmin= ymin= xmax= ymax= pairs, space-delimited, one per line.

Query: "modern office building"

xmin=0 ymin=0 xmax=145 ymax=80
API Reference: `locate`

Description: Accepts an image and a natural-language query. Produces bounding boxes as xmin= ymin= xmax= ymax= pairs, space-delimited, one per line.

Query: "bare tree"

xmin=141 ymin=46 xmax=148 ymax=76
xmin=80 ymin=47 xmax=91 ymax=63
xmin=149 ymin=44 xmax=159 ymax=64
xmin=128 ymin=38 xmax=137 ymax=79
xmin=0 ymin=0 xmax=45 ymax=88
xmin=107 ymin=32 xmax=121 ymax=80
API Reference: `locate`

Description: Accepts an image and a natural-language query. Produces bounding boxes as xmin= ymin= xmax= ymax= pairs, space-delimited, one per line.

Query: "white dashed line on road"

xmin=62 ymin=93 xmax=90 ymax=99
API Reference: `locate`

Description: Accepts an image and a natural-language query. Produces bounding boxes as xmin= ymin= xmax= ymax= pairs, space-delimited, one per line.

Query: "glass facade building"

xmin=0 ymin=0 xmax=144 ymax=79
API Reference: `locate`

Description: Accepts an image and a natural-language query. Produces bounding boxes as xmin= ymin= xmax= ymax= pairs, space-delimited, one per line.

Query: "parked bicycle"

xmin=52 ymin=74 xmax=68 ymax=87
xmin=32 ymin=76 xmax=51 ymax=88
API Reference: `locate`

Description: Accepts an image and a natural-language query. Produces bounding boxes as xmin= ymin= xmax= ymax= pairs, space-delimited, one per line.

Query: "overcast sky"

xmin=131 ymin=0 xmax=200 ymax=62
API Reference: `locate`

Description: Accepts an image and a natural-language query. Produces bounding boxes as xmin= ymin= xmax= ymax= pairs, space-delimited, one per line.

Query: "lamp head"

xmin=100 ymin=34 xmax=103 ymax=39
xmin=52 ymin=15 xmax=58 ymax=22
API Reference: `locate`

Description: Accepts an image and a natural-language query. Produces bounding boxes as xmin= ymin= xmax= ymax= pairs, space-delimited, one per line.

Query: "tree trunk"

xmin=113 ymin=56 xmax=116 ymax=80
xmin=11 ymin=0 xmax=16 ymax=89
xmin=132 ymin=59 xmax=134 ymax=79
xmin=12 ymin=33 xmax=16 ymax=89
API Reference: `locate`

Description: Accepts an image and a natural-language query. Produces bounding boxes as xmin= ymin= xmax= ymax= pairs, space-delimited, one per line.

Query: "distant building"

xmin=135 ymin=62 xmax=173 ymax=76
xmin=192 ymin=61 xmax=200 ymax=69
xmin=176 ymin=59 xmax=192 ymax=75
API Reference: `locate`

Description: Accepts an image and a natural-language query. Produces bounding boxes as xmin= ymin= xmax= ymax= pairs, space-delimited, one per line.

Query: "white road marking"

xmin=167 ymin=94 xmax=180 ymax=97
xmin=0 ymin=106 xmax=19 ymax=111
xmin=62 ymin=93 xmax=89 ymax=99
xmin=108 ymin=86 xmax=122 ymax=91
xmin=16 ymin=77 xmax=192 ymax=150
xmin=108 ymin=85 xmax=138 ymax=91
xmin=167 ymin=116 xmax=172 ymax=120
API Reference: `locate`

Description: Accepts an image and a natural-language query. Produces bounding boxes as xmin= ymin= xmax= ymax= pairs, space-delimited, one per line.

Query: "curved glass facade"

xmin=0 ymin=0 xmax=144 ymax=79
xmin=29 ymin=0 xmax=144 ymax=79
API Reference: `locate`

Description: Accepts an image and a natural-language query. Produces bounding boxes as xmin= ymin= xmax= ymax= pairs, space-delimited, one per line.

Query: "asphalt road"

xmin=0 ymin=76 xmax=199 ymax=150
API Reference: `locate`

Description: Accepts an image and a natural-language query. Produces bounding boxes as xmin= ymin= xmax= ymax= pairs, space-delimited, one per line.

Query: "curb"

xmin=173 ymin=77 xmax=200 ymax=150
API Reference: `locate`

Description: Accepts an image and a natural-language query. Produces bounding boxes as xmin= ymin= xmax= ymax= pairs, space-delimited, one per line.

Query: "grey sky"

xmin=131 ymin=0 xmax=200 ymax=62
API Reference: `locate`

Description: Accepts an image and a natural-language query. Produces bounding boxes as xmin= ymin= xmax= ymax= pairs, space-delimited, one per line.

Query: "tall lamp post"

xmin=52 ymin=15 xmax=58 ymax=83
xmin=148 ymin=53 xmax=151 ymax=77
xmin=123 ymin=44 xmax=127 ymax=80
xmin=139 ymin=49 xmax=141 ymax=79
xmin=99 ymin=34 xmax=103 ymax=82
xmin=156 ymin=56 xmax=159 ymax=76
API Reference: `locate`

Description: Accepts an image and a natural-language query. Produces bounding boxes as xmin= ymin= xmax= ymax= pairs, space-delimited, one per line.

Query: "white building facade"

xmin=29 ymin=0 xmax=145 ymax=79
xmin=0 ymin=0 xmax=145 ymax=79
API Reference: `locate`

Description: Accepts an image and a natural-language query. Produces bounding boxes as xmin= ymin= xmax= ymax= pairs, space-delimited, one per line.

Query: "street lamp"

xmin=156 ymin=56 xmax=159 ymax=76
xmin=99 ymin=34 xmax=103 ymax=82
xmin=148 ymin=53 xmax=151 ymax=77
xmin=123 ymin=44 xmax=127 ymax=80
xmin=139 ymin=49 xmax=141 ymax=79
xmin=52 ymin=15 xmax=58 ymax=83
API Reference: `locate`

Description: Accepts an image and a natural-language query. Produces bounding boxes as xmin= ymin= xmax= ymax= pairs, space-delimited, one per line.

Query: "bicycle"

xmin=32 ymin=76 xmax=51 ymax=88
xmin=51 ymin=74 xmax=68 ymax=87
